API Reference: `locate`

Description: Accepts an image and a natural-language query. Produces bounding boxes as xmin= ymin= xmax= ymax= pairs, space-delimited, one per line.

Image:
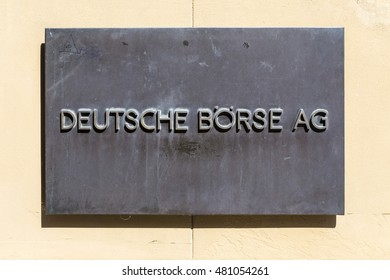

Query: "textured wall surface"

xmin=0 ymin=0 xmax=389 ymax=259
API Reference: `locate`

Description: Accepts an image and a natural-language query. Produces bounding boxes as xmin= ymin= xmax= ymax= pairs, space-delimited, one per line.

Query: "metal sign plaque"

xmin=45 ymin=28 xmax=344 ymax=215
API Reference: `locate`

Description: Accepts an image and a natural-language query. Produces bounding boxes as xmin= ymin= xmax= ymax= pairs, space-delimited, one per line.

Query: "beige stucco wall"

xmin=0 ymin=0 xmax=389 ymax=259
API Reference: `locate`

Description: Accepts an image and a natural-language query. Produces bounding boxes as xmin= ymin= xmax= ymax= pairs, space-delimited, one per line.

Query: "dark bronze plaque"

xmin=45 ymin=28 xmax=344 ymax=214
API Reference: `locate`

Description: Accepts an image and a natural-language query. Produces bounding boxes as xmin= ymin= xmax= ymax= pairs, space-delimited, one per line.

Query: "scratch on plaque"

xmin=47 ymin=63 xmax=82 ymax=92
xmin=120 ymin=215 xmax=131 ymax=221
xmin=186 ymin=54 xmax=199 ymax=64
xmin=199 ymin=62 xmax=209 ymax=67
xmin=211 ymin=39 xmax=222 ymax=57
xmin=60 ymin=34 xmax=81 ymax=54
xmin=239 ymin=166 xmax=243 ymax=189
xmin=238 ymin=137 xmax=243 ymax=188
xmin=260 ymin=61 xmax=274 ymax=72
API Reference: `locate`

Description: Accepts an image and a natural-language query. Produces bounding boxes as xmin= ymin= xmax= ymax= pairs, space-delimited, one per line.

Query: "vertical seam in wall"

xmin=191 ymin=0 xmax=195 ymax=259
xmin=191 ymin=0 xmax=194 ymax=258
xmin=191 ymin=215 xmax=194 ymax=259
xmin=192 ymin=0 xmax=195 ymax=27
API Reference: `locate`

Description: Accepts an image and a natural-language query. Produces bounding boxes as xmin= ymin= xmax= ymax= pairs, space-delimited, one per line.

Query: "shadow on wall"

xmin=40 ymin=43 xmax=336 ymax=229
xmin=41 ymin=214 xmax=336 ymax=228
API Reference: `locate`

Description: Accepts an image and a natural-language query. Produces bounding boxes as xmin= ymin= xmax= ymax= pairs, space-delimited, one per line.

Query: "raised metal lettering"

xmin=292 ymin=108 xmax=310 ymax=132
xmin=140 ymin=108 xmax=156 ymax=132
xmin=214 ymin=107 xmax=235 ymax=132
xmin=60 ymin=109 xmax=76 ymax=132
xmin=174 ymin=108 xmax=189 ymax=132
xmin=109 ymin=108 xmax=125 ymax=132
xmin=269 ymin=108 xmax=283 ymax=132
xmin=78 ymin=108 xmax=92 ymax=131
xmin=124 ymin=109 xmax=139 ymax=132
xmin=252 ymin=108 xmax=267 ymax=132
xmin=236 ymin=108 xmax=251 ymax=132
xmin=198 ymin=108 xmax=212 ymax=132
xmin=156 ymin=109 xmax=174 ymax=132
xmin=93 ymin=108 xmax=109 ymax=132
xmin=310 ymin=109 xmax=328 ymax=132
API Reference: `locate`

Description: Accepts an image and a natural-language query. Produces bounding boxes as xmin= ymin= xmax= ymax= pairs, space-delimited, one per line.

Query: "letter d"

xmin=60 ymin=109 xmax=76 ymax=132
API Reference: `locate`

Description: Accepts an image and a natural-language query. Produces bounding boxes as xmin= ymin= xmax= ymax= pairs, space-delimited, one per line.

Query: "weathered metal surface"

xmin=45 ymin=28 xmax=344 ymax=214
